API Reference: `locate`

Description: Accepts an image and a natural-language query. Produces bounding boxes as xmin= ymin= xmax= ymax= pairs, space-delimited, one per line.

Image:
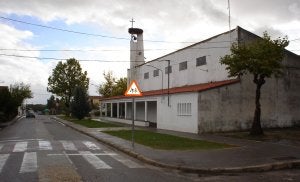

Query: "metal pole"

xmin=167 ymin=60 xmax=170 ymax=107
xmin=131 ymin=97 xmax=135 ymax=148
xmin=161 ymin=70 xmax=163 ymax=96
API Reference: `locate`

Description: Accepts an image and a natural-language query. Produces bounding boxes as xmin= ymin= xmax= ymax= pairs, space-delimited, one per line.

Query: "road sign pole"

xmin=131 ymin=97 xmax=135 ymax=148
xmin=124 ymin=80 xmax=142 ymax=149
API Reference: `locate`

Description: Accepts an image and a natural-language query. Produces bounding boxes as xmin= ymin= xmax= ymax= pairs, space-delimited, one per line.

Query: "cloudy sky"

xmin=0 ymin=0 xmax=299 ymax=104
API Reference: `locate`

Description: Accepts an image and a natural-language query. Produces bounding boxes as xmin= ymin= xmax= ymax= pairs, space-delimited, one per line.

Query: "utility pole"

xmin=159 ymin=60 xmax=171 ymax=107
xmin=167 ymin=60 xmax=170 ymax=107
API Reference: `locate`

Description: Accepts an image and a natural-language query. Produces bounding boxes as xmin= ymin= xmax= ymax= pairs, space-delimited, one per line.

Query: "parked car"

xmin=26 ymin=111 xmax=35 ymax=118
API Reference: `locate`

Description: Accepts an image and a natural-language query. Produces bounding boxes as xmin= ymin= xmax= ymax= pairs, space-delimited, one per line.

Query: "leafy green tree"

xmin=220 ymin=32 xmax=289 ymax=136
xmin=71 ymin=86 xmax=90 ymax=120
xmin=98 ymin=71 xmax=127 ymax=97
xmin=0 ymin=87 xmax=15 ymax=122
xmin=10 ymin=83 xmax=33 ymax=106
xmin=26 ymin=104 xmax=46 ymax=112
xmin=98 ymin=71 xmax=115 ymax=98
xmin=47 ymin=58 xmax=89 ymax=115
xmin=112 ymin=77 xmax=127 ymax=96
xmin=0 ymin=83 xmax=32 ymax=121
xmin=47 ymin=95 xmax=56 ymax=115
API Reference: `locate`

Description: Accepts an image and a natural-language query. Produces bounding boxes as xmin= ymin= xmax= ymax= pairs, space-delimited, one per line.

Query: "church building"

xmin=99 ymin=26 xmax=300 ymax=134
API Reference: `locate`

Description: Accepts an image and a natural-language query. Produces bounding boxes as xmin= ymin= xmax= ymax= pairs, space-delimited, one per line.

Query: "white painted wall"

xmin=157 ymin=92 xmax=198 ymax=133
xmin=132 ymin=29 xmax=238 ymax=92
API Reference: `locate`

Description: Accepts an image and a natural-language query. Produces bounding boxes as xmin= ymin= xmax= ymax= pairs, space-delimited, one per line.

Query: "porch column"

xmin=117 ymin=102 xmax=120 ymax=118
xmin=110 ymin=103 xmax=113 ymax=117
xmin=105 ymin=103 xmax=107 ymax=117
xmin=144 ymin=101 xmax=148 ymax=121
xmin=124 ymin=102 xmax=127 ymax=119
xmin=100 ymin=104 xmax=102 ymax=117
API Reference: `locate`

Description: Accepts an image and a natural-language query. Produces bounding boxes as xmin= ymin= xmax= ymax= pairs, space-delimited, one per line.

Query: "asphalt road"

xmin=0 ymin=115 xmax=193 ymax=182
xmin=1 ymin=115 xmax=299 ymax=182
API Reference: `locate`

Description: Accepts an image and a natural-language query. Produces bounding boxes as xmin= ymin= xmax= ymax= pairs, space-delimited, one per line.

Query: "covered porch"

xmin=100 ymin=98 xmax=157 ymax=127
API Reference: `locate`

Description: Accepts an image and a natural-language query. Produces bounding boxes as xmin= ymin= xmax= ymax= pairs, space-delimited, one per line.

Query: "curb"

xmin=0 ymin=116 xmax=24 ymax=129
xmin=52 ymin=117 xmax=300 ymax=175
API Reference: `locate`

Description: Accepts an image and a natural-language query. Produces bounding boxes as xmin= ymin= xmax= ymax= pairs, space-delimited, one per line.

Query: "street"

xmin=1 ymin=115 xmax=300 ymax=182
xmin=0 ymin=115 xmax=192 ymax=182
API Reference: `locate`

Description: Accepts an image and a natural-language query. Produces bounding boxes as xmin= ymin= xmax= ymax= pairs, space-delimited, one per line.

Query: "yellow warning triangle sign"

xmin=125 ymin=80 xmax=142 ymax=97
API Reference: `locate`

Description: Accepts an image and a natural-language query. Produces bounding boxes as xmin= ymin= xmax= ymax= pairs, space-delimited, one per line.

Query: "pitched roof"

xmin=100 ymin=79 xmax=239 ymax=101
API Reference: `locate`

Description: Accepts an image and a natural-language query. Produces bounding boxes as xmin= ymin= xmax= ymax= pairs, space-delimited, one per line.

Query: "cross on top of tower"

xmin=130 ymin=18 xmax=135 ymax=28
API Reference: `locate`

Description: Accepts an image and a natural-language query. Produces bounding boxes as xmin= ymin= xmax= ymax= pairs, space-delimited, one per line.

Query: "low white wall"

xmin=157 ymin=92 xmax=198 ymax=133
xmin=100 ymin=117 xmax=149 ymax=127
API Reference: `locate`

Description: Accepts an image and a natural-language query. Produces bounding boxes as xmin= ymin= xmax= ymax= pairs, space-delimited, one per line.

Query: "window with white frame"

xmin=177 ymin=103 xmax=192 ymax=116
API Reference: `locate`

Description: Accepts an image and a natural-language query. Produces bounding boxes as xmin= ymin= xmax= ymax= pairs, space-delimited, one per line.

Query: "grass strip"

xmin=59 ymin=116 xmax=121 ymax=128
xmin=103 ymin=130 xmax=234 ymax=150
xmin=222 ymin=128 xmax=300 ymax=142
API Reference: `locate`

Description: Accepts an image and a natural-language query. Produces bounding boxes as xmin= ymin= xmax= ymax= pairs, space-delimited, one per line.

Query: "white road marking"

xmin=60 ymin=140 xmax=77 ymax=151
xmin=63 ymin=151 xmax=77 ymax=169
xmin=39 ymin=141 xmax=52 ymax=150
xmin=82 ymin=141 xmax=101 ymax=150
xmin=13 ymin=142 xmax=28 ymax=152
xmin=103 ymin=150 xmax=143 ymax=168
xmin=0 ymin=154 xmax=9 ymax=173
xmin=57 ymin=121 xmax=65 ymax=126
xmin=19 ymin=152 xmax=37 ymax=173
xmin=47 ymin=153 xmax=117 ymax=156
xmin=0 ymin=144 xmax=3 ymax=151
xmin=0 ymin=139 xmax=43 ymax=143
xmin=79 ymin=151 xmax=112 ymax=169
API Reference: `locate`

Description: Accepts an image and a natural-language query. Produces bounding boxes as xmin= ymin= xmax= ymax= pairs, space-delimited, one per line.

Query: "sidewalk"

xmin=53 ymin=117 xmax=300 ymax=174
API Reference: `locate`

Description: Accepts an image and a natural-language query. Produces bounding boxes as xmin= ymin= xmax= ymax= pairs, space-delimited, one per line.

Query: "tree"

xmin=0 ymin=83 xmax=32 ymax=122
xmin=220 ymin=32 xmax=289 ymax=136
xmin=10 ymin=83 xmax=33 ymax=106
xmin=47 ymin=58 xmax=89 ymax=115
xmin=47 ymin=95 xmax=56 ymax=115
xmin=70 ymin=86 xmax=90 ymax=120
xmin=112 ymin=77 xmax=127 ymax=96
xmin=98 ymin=71 xmax=115 ymax=98
xmin=0 ymin=87 xmax=15 ymax=122
xmin=98 ymin=71 xmax=127 ymax=97
xmin=26 ymin=104 xmax=46 ymax=113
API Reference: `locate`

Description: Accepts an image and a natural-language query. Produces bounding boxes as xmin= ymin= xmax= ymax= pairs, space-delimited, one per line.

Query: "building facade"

xmin=100 ymin=26 xmax=300 ymax=134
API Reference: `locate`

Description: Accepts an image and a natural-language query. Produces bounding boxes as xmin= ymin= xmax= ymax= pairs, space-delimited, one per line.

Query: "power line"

xmin=0 ymin=46 xmax=231 ymax=52
xmin=0 ymin=16 xmax=233 ymax=44
xmin=0 ymin=16 xmax=129 ymax=41
xmin=1 ymin=16 xmax=300 ymax=44
xmin=0 ymin=53 xmax=129 ymax=62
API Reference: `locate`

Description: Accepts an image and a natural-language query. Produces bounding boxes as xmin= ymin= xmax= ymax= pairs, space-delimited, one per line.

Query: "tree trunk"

xmin=250 ymin=74 xmax=265 ymax=136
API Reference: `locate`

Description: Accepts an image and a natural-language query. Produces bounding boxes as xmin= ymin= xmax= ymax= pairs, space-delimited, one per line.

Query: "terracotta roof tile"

xmin=100 ymin=79 xmax=239 ymax=101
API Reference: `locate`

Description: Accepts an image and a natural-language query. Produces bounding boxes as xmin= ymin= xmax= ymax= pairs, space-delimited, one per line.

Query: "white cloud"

xmin=0 ymin=23 xmax=51 ymax=104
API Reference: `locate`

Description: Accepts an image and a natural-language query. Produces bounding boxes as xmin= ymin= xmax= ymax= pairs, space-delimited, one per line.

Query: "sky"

xmin=0 ymin=0 xmax=299 ymax=104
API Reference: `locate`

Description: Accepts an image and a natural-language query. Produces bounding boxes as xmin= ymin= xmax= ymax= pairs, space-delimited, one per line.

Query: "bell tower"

xmin=127 ymin=19 xmax=145 ymax=86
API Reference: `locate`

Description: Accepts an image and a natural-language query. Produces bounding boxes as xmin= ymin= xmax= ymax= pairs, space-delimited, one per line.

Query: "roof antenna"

xmin=228 ymin=0 xmax=232 ymax=43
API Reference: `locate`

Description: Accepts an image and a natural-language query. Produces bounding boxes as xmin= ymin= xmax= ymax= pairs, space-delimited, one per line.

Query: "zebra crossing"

xmin=0 ymin=140 xmax=143 ymax=174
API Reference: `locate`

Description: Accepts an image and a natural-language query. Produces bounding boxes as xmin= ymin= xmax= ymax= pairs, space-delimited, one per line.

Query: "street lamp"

xmin=145 ymin=64 xmax=163 ymax=97
xmin=159 ymin=60 xmax=170 ymax=107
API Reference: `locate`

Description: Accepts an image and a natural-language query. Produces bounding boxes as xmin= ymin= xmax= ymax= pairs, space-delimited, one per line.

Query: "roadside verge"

xmin=52 ymin=116 xmax=300 ymax=175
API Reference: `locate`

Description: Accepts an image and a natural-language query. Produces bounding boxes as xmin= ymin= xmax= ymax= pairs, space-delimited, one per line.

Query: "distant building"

xmin=100 ymin=26 xmax=300 ymax=134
